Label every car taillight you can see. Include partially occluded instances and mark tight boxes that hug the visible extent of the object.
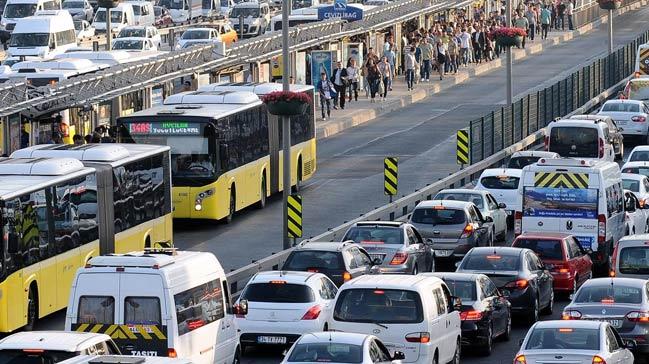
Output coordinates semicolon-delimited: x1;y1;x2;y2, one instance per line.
505;279;529;289
562;310;582;320
626;311;649;322
632;115;647;122
168;348;177;358
544;135;549;151
598;214;606;244
460;310;483;321
390;252;408;265
460;223;474;239
343;271;352;282
598;138;604;158
514;354;527;364
405;332;430;343
514;211;522;235
592;355;606;364
551;263;570;274
301;305;322;320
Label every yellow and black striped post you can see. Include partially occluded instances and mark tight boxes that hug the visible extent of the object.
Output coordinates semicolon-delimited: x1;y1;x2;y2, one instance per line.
384;157;398;200
287;194;302;239
457;129;470;165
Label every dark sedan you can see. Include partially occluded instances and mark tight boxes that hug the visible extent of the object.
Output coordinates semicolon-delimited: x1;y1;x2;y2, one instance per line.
426;272;511;356
457;247;554;323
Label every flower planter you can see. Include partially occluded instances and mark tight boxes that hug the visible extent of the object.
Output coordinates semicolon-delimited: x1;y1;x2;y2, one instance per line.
496;35;523;48
267;100;309;116
598;0;621;9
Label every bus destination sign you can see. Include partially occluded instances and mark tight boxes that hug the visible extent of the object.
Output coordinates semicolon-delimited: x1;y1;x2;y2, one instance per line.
129;122;201;135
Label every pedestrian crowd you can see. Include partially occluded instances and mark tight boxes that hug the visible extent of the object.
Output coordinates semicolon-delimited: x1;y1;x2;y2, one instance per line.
316;0;577;120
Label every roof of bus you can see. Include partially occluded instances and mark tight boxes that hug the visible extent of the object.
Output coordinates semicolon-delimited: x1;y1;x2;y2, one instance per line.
163;90;261;105
12;59;102;72
10;144;170;166
123;98;262;120
198;82;314;94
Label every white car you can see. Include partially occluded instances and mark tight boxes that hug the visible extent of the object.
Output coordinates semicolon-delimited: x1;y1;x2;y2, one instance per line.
63;0;94;21
74;20;95;39
624;190;649;235
622;173;649;206
176;28;221;49
111;37;157;51
281;332;405;363
625;145;649;163
514;320;634;364
116;25;161;49
506;150;559;169
433;188;508;242
621;160;649;178
235;271;337;352
0;331;120;361
474;168;522;223
597;99;649;142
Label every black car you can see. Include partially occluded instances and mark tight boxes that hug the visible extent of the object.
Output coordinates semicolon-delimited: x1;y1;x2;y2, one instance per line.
428;272;511;355
281;241;376;286
456;247;554;323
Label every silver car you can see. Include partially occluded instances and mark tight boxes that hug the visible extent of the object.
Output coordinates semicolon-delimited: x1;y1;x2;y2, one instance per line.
514;320;634;364
341;221;434;274
563;277;649;354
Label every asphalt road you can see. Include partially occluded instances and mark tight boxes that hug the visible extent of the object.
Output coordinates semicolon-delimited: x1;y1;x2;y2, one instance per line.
174;6;649;273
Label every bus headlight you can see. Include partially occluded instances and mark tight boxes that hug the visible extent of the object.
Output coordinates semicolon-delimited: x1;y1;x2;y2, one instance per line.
195;201;203;211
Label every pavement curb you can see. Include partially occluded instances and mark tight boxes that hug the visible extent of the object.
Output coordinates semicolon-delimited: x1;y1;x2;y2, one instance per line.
316;0;648;139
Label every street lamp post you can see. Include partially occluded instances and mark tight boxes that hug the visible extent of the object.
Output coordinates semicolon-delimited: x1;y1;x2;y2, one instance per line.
506;0;513;106
281;0;291;250
608;9;613;54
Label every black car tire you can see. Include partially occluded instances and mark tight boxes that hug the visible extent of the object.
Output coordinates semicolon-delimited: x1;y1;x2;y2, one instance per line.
527;297;539;324
541;291;554;315
479;324;493;356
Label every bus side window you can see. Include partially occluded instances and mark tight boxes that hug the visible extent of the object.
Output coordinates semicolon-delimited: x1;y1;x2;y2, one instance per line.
3;198;24;274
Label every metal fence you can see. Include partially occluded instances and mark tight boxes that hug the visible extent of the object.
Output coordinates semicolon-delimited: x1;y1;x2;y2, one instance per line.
469;29;649;163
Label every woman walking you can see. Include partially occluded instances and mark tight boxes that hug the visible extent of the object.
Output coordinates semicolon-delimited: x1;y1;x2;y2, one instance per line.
366;59;381;103
346;58;360;102
435;39;446;81
377;56;392;100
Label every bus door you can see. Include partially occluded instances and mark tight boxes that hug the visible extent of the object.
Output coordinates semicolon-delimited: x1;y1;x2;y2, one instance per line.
267;113;280;194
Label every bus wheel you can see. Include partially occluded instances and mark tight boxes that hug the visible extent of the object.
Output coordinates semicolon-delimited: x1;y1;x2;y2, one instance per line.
226;189;236;224
292;160;303;193
25;286;38;331
257;175;267;209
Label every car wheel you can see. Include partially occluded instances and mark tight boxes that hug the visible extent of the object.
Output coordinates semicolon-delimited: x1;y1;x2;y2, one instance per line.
480;324;493;356
502;311;512;341
528;297;539;324
542;291;554;315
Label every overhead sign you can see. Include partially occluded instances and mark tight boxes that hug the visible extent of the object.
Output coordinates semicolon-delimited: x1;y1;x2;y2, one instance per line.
128;122;201;135
317;4;363;21
334;0;347;10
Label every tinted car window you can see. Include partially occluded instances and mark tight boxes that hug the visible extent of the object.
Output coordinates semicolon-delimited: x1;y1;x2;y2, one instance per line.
435;192;484;209
549;127;599;158
283;251;345;270
241;283;314;303
618;247;649;274
287;343;362;363
507;156;540;169
479;176;520;190
630;151;649;162
411;208;466;225
344;226;404;245
525;328;600;350
443;279;477;302
575;284;642;304
622;179;640;192
462;254;520;271
334;289;423;324
514;239;564;260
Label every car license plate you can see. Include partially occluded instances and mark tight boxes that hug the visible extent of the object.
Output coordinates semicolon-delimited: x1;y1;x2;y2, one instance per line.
257;336;287;344
436;250;453;257
607;319;622;328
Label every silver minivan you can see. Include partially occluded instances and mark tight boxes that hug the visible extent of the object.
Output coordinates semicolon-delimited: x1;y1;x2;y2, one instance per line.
612;234;649;279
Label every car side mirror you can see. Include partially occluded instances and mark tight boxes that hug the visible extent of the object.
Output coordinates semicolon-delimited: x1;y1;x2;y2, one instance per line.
498;202;507;209
568;293;575;301
372;257;382;266
484;216;494;223
425;238;434;245
451;296;462;311
454;261;461;269
233;299;248;316
392;351;406;360
622;339;637;350
618;127;624;132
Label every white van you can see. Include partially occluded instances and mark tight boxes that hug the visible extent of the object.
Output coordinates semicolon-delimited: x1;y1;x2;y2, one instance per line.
93;3;135;34
65;249;239;364
0;331;120;361
545;118;615;162
124;0;154;25
156;0;200;22
1;0;61;32
330;274;462;364
228;1;270;37
515;158;624;273
7;10;76;58
59;355;193;363
611;234;649;279
635;43;649;76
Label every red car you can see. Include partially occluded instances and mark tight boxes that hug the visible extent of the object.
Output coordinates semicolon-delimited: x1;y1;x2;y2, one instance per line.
512;233;593;293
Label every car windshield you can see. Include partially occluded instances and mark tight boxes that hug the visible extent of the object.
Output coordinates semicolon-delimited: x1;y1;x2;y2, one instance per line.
525;328;600;350
157;0;183;9
0;350;78;364
575;284;642;304
182;30;210;39
63;1;84;8
411;207;466;225
549;126;599;158
73;20;84;30
241;283;314;303
622;179;640;192
112;40;143;50
95;9;124;22
514;239;563;260
618;247;649;274
462;254;520;271
230;7;259;17
3;3;36;18
343;226;404;245
443;279;477;302
622;167;649;177
334;289;423;324
507;156;541;169
601;102;640;112
479;176;520;190
629;150;649;161
287;342;363;363
435;192;484;209
118;28;146;37
628;80;649;101
283;251;344;271
9;33;49;47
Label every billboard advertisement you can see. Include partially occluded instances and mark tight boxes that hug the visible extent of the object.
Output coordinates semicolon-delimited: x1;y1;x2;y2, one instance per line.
523;187;598;219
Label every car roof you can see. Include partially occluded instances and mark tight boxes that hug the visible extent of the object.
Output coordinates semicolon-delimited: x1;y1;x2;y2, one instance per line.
582;277;647;288
516;232;572;240
0;332;111;351
619;234;649;243
470;247;527;256
436;188;486;196
551;119;605;128
353;221;404;228
294;241;354;251
415;199;473;209
533;320;603;329
479;168;523;178
510;151;560;158
604;99;644;104
296;332;369;345
250;270;324;284
630;146;649;153
622;173;647;181
342;274;442;290
423;272;485;282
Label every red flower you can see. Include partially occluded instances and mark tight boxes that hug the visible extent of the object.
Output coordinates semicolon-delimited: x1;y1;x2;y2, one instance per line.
261;91;312;104
491;27;527;38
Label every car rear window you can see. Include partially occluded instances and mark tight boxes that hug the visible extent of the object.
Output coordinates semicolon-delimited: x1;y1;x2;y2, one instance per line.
334;289;423;324
507;156;540;169
343;226;404;245
575;285;642;304
549;126;599;158
283;251;345;270
479;176;520;190
629;151;649;162
619;246;649;275
0;350;77;364
462;254;520;271
525;328;600;350
124;297;161;325
435;192;484;209
77;296;115;324
443;279;477;302
601;102;640;112
411;207;466;225
287;343;362;363
621;167;649;177
241;283;314;303
513;239;564;260
622;179;640;192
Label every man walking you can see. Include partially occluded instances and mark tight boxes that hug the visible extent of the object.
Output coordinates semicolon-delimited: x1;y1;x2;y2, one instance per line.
540;5;551;39
418;37;433;81
459;28;471;66
514;11;529;48
525;5;537;41
331;61;348;110
565;0;574;30
405;46;417;90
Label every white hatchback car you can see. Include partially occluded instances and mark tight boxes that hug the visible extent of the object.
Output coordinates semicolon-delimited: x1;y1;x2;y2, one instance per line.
235;271;337;353
0;331;120;362
281;332;405;364
514;320;634;364
597;99;649;143
474;168;522;222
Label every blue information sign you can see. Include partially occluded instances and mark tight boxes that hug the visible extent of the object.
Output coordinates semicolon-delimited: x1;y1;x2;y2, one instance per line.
317;4;363;21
